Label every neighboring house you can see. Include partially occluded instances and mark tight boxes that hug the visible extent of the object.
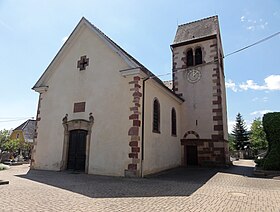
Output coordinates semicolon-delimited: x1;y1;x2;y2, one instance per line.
10;119;36;143
31;16;229;177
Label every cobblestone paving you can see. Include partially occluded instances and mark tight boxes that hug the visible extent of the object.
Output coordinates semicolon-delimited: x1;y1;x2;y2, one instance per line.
0;160;280;211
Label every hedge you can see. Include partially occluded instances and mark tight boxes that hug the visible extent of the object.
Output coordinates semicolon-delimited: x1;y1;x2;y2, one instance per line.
262;112;280;170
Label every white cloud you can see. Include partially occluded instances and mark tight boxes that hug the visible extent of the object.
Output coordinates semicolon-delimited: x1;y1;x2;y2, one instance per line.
264;75;280;90
246;26;255;31
241;16;268;31
239;75;280;91
239;80;266;90
225;79;238;92
250;110;273;116
61;36;68;44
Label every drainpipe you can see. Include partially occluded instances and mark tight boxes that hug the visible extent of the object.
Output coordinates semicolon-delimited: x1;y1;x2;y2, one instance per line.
140;77;149;178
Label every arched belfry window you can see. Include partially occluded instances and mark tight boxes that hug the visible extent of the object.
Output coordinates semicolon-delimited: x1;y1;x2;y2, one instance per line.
171;108;177;136
186;49;194;67
153;98;160;133
195;47;202;65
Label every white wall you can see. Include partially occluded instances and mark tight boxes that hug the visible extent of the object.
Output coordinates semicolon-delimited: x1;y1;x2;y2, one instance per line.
174;39;218;139
143;80;182;175
34;24;133;176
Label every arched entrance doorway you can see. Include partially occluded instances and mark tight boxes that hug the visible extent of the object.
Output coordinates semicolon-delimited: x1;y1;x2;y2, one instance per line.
67;130;87;171
61;113;94;173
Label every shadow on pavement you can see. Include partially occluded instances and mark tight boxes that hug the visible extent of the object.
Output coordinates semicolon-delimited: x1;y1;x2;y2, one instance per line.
15;161;255;198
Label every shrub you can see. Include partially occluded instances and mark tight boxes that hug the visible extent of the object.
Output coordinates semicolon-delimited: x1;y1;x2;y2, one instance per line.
262;112;280;170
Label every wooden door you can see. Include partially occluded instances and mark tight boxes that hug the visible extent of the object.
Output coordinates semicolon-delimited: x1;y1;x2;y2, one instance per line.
185;145;198;166
67;130;87;171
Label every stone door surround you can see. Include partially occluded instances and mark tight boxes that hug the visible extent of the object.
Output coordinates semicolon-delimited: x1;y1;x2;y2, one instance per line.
61;113;94;173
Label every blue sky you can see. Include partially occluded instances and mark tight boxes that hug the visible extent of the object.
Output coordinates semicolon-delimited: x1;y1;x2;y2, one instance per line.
0;0;279;132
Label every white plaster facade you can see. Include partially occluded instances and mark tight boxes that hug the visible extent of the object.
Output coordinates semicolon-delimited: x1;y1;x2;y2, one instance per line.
32;16;229;177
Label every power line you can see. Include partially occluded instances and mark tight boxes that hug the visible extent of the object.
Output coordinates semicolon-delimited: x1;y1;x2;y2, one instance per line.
0;117;34;123
224;31;280;58
0;117;34;119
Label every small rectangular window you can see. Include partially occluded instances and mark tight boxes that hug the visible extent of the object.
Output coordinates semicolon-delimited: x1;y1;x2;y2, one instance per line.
73;102;86;113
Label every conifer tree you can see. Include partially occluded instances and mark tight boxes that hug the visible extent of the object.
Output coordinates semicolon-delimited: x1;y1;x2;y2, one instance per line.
232;113;250;150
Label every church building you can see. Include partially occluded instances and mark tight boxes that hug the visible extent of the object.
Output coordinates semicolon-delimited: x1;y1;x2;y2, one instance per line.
31;16;229;177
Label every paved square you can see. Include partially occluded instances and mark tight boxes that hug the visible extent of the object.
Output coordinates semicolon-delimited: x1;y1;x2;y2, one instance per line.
0;160;280;211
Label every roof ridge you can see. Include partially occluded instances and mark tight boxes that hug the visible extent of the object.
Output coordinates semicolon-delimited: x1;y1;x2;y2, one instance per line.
14;120;28;131
178;15;218;27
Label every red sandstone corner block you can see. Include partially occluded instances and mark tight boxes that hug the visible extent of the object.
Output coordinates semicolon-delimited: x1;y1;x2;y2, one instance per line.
214;125;223;131
132;147;140;153
134;84;141;88
129;153;138;158
134;76;141;81
133;91;142;97
133;120;141;127
129;114;139;120
128;126;139;136
129;141;138;147
128;164;137;170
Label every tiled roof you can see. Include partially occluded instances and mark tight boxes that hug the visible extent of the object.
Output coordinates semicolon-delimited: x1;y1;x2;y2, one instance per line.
14;119;36;140
173;16;218;45
14;121;28;131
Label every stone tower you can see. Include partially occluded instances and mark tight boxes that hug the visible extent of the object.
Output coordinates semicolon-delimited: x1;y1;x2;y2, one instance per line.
171;16;229;166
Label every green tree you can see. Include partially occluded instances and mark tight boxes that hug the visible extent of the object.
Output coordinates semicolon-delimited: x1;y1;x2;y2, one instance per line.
2;138;21;155
228;133;235;151
250;118;268;153
232;113;250;150
0;129;10;151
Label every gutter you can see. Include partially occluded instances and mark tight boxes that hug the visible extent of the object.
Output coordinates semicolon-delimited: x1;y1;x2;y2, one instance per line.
140;77;149;178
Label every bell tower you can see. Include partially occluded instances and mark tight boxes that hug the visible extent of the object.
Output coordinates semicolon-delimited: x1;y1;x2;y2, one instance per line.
171;16;229;166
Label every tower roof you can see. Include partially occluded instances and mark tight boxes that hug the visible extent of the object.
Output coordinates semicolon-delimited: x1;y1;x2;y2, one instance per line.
172;16;219;46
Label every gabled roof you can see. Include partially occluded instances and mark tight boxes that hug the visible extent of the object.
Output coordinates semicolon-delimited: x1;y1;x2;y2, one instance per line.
14;119;36;140
172;16;219;46
14;120;28;131
33;17;184;102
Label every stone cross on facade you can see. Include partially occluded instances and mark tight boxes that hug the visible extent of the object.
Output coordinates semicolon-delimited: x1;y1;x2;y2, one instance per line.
77;55;89;71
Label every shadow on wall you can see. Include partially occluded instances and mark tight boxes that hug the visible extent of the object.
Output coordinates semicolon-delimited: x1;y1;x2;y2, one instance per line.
15;162;255;199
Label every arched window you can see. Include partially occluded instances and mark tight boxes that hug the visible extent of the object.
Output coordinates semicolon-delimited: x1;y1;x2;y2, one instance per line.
153;98;160;133
186;49;194;67
171;108;177;136
195;47;202;65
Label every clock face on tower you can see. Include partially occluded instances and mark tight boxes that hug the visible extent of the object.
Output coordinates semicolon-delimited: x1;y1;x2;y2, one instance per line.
186;69;201;83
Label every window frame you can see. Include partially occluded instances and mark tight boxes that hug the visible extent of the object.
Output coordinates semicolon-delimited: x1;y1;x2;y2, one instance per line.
186;49;194;67
195;47;202;65
171;108;177;136
152;98;160;133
